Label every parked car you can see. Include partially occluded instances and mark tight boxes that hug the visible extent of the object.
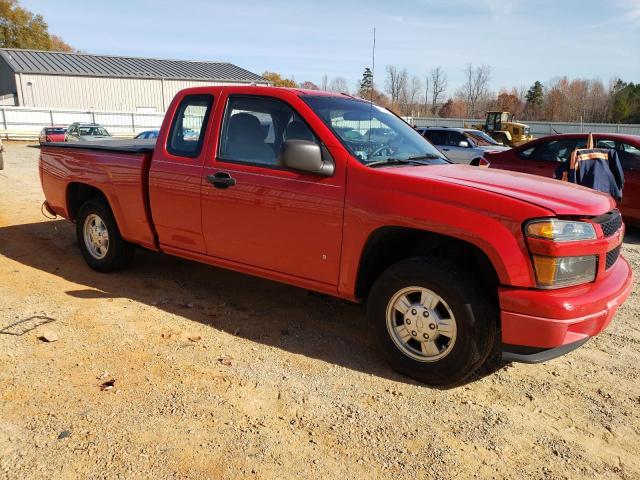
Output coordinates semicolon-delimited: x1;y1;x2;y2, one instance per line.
39;126;67;145
134;130;160;140
484;133;640;225
39;86;632;385
417;127;510;164
65;123;111;142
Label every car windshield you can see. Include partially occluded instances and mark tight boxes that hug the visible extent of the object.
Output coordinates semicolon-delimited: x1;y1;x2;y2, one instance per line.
46;128;66;134
302;95;448;165
79;126;109;136
465;130;500;146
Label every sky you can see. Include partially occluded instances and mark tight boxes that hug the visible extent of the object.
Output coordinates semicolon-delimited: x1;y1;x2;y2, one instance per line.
20;0;640;96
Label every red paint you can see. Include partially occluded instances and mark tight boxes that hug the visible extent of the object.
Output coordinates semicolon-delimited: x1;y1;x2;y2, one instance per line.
39;86;633;356
484;133;640;225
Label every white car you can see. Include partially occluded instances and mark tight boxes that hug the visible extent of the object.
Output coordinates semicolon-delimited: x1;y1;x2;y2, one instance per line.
417;127;510;164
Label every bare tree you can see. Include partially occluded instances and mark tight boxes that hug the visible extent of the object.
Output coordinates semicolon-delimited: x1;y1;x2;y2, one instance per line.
385;66;408;110
430;67;448;115
328;76;349;94
406;76;422;115
321;73;329;91
423;75;430;116
458;64;492;117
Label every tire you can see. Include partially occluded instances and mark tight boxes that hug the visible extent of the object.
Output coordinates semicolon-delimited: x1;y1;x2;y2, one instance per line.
495;132;510;147
76;198;135;272
367;257;497;386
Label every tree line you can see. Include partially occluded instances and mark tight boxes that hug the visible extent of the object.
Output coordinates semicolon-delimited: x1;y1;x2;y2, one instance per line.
3;0;638;125
0;0;73;51
266;65;640;125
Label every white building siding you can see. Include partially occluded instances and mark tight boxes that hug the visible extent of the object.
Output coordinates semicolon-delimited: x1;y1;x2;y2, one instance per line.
14;73;260;111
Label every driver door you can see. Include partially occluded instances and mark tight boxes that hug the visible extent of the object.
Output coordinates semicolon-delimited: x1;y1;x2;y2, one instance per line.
201;94;346;286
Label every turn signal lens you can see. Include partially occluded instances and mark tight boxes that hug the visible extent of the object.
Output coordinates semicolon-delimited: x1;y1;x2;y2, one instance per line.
525;219;596;242
532;255;597;288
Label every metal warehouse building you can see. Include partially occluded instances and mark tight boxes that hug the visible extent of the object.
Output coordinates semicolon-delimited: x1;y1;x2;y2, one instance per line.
0;48;268;112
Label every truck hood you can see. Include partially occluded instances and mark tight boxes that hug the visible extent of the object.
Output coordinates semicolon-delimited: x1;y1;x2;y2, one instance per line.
393;164;614;216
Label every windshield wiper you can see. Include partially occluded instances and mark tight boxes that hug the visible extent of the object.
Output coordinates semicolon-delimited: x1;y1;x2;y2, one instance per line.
366;158;426;168
406;154;443;161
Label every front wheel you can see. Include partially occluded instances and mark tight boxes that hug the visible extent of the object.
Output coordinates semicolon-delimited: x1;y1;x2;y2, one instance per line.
76;198;135;272
367;257;497;386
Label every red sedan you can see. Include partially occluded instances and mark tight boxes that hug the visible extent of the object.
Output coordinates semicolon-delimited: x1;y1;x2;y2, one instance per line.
39;126;67;145
484;133;640;226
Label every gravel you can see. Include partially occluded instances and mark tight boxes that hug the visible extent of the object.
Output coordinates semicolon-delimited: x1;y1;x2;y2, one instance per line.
1;142;639;479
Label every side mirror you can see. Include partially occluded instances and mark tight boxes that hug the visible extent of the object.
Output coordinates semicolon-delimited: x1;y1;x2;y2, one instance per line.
279;140;334;177
458;141;470;148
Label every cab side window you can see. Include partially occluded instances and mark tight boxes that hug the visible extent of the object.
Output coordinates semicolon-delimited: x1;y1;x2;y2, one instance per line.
167;94;213;158
219;96;317;167
423;130;446;146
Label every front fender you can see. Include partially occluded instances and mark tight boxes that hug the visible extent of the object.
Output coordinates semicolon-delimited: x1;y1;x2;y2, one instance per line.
338;164;553;298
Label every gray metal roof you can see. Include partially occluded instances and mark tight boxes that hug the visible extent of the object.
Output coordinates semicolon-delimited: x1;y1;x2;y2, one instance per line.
0;48;267;84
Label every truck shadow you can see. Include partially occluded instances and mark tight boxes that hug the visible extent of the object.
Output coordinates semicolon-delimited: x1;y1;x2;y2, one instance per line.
0;219;507;388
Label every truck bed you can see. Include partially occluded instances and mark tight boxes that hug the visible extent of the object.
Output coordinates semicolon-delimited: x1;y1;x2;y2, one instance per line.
40;140;157;250
41;139;156;154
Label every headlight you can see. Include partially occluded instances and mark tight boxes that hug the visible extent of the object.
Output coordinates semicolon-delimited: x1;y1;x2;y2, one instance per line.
525;219;598;288
525;219;596;242
531;255;597;288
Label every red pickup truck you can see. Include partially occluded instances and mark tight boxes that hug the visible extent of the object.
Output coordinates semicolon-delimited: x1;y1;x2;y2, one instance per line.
39;86;633;385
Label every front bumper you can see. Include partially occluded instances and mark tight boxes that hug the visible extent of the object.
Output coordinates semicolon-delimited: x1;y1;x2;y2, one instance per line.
499;256;633;362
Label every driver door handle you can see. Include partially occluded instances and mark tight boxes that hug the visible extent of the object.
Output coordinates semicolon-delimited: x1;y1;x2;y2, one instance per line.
207;171;236;189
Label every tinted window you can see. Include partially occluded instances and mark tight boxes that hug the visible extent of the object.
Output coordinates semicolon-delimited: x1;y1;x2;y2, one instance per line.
597;138;640;171
423;130;447;146
219;96;316;167
530;139;579;162
46;128;66;134
446;131;466;146
167;94;213;158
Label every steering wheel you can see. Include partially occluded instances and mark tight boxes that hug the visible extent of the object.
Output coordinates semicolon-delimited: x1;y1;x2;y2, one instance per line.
370;145;394;158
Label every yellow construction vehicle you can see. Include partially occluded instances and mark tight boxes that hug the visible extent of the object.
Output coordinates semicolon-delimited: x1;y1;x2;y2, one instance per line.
472;111;533;147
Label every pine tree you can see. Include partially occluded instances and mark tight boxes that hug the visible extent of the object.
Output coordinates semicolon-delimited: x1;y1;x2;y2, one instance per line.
358;67;373;97
525;81;544;106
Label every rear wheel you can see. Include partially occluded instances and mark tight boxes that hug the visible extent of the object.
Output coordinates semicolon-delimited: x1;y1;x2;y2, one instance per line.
367;257;497;386
76;198;134;272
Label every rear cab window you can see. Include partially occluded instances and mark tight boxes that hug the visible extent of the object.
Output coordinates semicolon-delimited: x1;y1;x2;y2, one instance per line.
167;94;214;158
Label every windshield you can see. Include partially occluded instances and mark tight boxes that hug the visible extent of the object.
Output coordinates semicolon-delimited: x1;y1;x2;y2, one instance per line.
79;126;109;136
45;128;66;134
302;96;448;165
465;130;500;146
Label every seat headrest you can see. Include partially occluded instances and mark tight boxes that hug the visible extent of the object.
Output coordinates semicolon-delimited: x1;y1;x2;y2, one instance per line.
228;113;265;143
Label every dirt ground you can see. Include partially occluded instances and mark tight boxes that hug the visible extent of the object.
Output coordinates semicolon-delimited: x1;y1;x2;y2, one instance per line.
0;142;639;480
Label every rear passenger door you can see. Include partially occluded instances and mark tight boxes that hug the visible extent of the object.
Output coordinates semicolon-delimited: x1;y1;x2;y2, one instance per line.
201;94;345;286
149;93;215;253
441;131;472;163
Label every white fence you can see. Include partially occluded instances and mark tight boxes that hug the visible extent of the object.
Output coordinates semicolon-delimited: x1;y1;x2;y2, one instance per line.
1;106;639;141
0;106;165;140
407;116;640;137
